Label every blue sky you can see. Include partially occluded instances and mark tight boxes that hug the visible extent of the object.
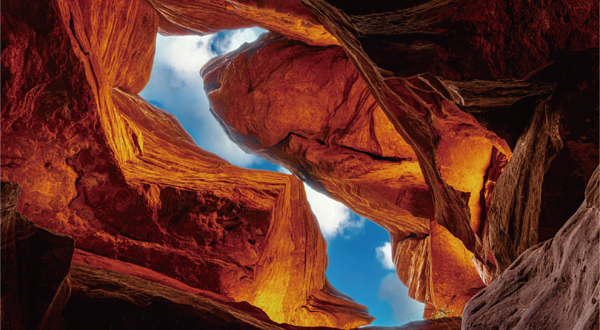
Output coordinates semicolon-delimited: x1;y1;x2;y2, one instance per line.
139;28;424;326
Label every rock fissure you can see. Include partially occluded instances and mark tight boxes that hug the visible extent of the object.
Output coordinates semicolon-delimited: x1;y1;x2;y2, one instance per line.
2;0;598;329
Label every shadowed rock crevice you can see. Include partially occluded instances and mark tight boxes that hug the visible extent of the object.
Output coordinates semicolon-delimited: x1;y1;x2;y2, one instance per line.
2;0;598;328
463;165;600;330
201;31;518;318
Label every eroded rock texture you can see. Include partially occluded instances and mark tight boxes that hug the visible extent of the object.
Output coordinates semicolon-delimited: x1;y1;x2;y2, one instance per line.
202;0;599;320
297;0;598;272
2;0;599;327
1;0;371;328
463;166;600;330
201;32;509;317
146;0;338;46
2;179;465;330
1;181;74;330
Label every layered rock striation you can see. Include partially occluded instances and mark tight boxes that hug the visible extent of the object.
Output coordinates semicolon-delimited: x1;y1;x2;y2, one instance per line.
201;32;511;316
1;0;372;328
463;166;600;330
2;0;599;328
202;0;598;319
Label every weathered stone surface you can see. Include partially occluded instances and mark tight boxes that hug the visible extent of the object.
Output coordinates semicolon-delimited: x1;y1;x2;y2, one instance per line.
3;0;599;327
202;32;511;316
147;0;338;46
463;165;600;330
299;0;598;275
487;52;599;275
298;1;492;271
63;263;284;330
1;0;371;328
66;261;460;330
300;0;598;80
1;181;74;330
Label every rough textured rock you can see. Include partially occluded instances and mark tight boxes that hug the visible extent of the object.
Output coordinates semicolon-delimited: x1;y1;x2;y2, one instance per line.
1;178;462;330
487;52;599;275
202;32;508;316
2;0;599;327
64;261;461;330
463;165;600;330
298;0;598;271
299;0;598;80
1;181;74;330
295;2;491;271
147;0;338;46
64;263;339;330
202;0;598;318
1;0;371;328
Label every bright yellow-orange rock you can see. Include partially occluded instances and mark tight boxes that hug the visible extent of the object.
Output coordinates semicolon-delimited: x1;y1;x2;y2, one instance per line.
201;33;511;317
146;0;339;46
3;0;599;328
0;0;370;328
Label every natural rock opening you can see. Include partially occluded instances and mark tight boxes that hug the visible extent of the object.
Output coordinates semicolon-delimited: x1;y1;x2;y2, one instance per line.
140;30;427;325
2;0;598;329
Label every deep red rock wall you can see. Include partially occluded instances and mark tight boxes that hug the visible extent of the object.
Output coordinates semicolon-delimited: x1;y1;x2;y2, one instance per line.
201;32;514;316
1;0;372;328
2;0;598;328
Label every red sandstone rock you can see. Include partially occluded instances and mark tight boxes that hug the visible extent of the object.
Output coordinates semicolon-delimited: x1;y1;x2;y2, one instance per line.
2;0;599;327
147;0;338;46
462;165;600;330
300;0;598;275
201;33;513;317
295;3;490;271
0;0;370;328
64;263;314;330
299;0;598;80
1;181;74;330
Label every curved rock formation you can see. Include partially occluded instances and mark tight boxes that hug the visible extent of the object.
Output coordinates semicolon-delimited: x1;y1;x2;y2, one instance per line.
2;0;599;328
463;165;600;330
1;0;371;328
1;180;462;330
201;32;510;316
201;0;598;318
147;0;338;46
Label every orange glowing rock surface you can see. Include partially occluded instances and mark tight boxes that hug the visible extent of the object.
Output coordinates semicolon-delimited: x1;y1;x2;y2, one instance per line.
146;0;339;46
201;33;510;316
3;0;598;328
0;0;370;328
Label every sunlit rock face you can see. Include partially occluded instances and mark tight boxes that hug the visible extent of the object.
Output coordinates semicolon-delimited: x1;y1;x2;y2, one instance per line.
2;0;599;328
202;0;598;321
146;0;338;46
0;181;363;330
201;32;512;317
299;0;598;273
0;0;371;328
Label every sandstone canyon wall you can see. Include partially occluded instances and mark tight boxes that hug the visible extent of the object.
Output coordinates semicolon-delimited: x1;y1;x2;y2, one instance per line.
1;0;598;329
1;0;372;328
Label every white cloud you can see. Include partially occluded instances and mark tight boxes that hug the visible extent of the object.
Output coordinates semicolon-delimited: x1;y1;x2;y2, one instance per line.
376;241;395;270
303;184;364;239
277;166;291;174
277;166;365;239
377;273;425;323
215;28;265;54
204;132;261;167
141;30;267;168
154;35;217;78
